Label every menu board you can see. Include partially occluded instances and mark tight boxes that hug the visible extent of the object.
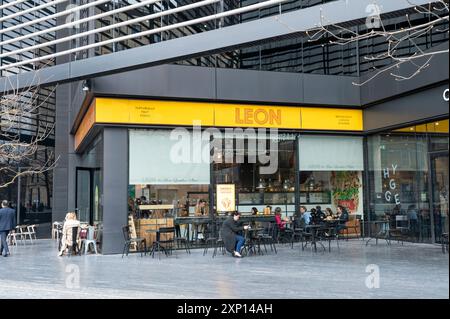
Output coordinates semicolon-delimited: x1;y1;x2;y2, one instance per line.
216;184;236;212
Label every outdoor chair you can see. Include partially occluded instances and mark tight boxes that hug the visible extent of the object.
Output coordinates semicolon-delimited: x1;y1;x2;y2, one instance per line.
8;227;24;246
257;222;277;254
27;225;38;240
345;215;362;240
389;215;410;245
17;225;34;244
442;233;449;254
122;225;146;258
80;226;98;254
150;227;176;259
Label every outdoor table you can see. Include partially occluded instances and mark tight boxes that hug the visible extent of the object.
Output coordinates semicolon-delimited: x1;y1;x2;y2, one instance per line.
243;227;264;256
365;220;391;246
303;224;326;252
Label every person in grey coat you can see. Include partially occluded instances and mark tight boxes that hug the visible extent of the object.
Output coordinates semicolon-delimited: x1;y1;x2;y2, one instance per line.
221;211;249;258
0;200;17;257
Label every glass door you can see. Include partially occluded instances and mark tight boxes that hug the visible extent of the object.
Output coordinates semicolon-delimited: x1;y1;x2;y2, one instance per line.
76;168;91;223
430;152;449;243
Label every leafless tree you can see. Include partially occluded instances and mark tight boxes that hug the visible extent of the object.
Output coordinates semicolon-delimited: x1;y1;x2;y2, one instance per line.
277;0;449;85
0;71;58;192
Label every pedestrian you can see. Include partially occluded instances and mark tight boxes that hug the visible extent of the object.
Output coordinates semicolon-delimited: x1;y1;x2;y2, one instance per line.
221;211;249;258
0;200;17;257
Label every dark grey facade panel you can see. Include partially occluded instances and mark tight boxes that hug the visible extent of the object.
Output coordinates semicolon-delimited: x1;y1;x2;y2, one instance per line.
216;68;304;104
363;84;449;132
361;43;449;106
303;73;360;107
101;128;128;254
92;65;216;100
53;83;70;222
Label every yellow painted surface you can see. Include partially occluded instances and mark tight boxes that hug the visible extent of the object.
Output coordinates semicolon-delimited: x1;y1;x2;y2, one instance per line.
301;107;363;131
74;101;96;150
95;98;215;126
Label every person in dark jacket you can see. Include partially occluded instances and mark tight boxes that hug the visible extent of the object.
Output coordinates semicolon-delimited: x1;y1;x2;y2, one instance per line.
221;211;249;258
336;205;349;234
0;200;17;257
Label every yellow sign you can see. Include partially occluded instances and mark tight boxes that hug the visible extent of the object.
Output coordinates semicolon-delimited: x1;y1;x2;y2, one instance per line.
74;101;96;150
74;98;364;150
216;184;236;212
215;104;301;129
301;107;363;131
95;98;215;126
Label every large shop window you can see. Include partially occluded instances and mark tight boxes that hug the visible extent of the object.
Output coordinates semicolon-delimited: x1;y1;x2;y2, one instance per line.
298;135;364;216
128;129;210;249
129;129;210;185
367;119;449;243
212;134;296;215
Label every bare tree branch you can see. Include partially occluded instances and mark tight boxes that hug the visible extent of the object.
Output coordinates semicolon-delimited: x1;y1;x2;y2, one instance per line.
276;0;449;85
0;69;58;190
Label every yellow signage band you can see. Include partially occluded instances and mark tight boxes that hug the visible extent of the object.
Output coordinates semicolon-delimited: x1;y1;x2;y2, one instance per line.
74;98;364;150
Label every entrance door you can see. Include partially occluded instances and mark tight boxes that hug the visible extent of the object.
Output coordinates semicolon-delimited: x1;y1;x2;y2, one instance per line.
430;152;449;243
76;168;101;225
76;168;91;223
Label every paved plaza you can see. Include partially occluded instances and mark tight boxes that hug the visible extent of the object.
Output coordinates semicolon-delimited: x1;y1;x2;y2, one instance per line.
0;239;448;299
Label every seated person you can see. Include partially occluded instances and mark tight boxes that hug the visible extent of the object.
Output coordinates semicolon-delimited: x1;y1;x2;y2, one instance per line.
298;206;311;226
324;208;335;220
309;208;318;224
274;207;289;230
316;206;326;222
194;199;208;216
58;212;81;256
221;211;249;258
335;205;349;233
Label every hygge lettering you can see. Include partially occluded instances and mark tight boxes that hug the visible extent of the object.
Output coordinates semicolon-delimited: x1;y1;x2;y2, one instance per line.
170;124;279;175
383;164;400;205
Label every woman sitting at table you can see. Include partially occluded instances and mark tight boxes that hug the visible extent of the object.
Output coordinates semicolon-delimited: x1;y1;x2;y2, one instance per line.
324;208;335;220
194;199;208;216
274;207;289;230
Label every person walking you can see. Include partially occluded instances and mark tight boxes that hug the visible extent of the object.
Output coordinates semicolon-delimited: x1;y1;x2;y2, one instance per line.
0;200;17;257
221;211;249;258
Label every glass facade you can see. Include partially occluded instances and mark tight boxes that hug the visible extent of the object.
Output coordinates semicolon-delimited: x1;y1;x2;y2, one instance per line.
367;119;449;243
75;133;104;251
127;129;365;217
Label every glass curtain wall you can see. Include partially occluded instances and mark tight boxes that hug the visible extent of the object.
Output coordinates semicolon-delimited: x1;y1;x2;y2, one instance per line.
367;119;449;243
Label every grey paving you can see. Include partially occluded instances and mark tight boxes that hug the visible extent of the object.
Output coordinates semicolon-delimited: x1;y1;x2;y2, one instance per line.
0;239;448;299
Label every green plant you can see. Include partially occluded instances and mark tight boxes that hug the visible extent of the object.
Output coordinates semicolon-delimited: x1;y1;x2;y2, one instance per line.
333;187;359;200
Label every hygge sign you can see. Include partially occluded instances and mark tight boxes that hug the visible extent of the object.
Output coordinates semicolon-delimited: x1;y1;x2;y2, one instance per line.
383;164;400;205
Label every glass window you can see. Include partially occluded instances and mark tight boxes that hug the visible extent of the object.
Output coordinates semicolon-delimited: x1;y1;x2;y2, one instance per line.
298;135;364;218
213;133;296;216
128;129;210;250
367;119;449;243
129;129;210;185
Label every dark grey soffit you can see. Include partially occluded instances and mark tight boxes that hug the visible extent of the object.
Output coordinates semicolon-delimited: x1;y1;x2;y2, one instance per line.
0;0;434;93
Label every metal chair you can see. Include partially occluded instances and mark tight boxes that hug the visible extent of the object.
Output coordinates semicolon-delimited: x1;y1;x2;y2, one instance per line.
150;227;176;259
80;226;98;254
27;224;38;241
121;225;146;258
345;215;362;240
442;233;449;254
16;225;34;244
389;215;410;245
